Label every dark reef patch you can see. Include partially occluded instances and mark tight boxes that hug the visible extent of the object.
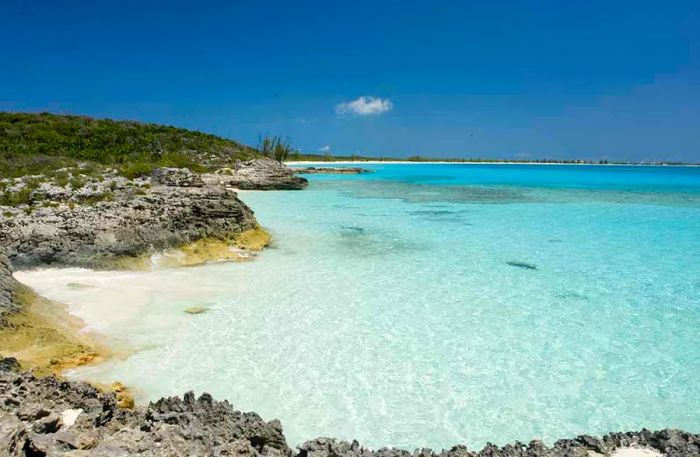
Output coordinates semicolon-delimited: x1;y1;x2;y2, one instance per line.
506;261;538;270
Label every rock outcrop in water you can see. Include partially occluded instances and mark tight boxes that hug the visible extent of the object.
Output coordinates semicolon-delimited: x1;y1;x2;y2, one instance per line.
207;158;309;190
1;362;698;457
292;166;370;175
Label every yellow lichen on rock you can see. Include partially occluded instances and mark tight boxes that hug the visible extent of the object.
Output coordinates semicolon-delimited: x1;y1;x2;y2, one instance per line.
99;254;152;271
0;286;107;376
234;226;271;251
153;227;271;268
111;381;135;409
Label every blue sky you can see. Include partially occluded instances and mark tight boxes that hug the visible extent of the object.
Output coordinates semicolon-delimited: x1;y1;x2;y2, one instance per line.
2;1;699;161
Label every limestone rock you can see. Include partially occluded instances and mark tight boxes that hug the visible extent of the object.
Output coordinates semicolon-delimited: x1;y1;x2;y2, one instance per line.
206;158;308;190
152;167;205;187
0;185;258;269
0;254;20;327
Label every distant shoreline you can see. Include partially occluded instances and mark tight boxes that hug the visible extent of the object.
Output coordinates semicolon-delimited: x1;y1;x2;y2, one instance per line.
286;160;700;167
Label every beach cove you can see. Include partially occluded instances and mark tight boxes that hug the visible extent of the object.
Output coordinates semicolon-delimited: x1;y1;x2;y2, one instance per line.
12;163;700;450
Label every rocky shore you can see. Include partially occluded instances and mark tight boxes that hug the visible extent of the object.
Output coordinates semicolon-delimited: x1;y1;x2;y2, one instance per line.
1;360;698;456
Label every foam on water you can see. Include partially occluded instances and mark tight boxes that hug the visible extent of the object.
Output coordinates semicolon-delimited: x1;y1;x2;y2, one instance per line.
16;164;700;449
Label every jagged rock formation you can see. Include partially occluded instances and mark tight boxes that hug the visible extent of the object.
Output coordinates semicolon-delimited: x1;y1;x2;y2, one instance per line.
0;364;698;457
207;158;308;190
0;364;291;456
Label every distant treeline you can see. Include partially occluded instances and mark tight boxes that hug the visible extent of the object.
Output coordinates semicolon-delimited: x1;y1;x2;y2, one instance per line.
290;152;697;166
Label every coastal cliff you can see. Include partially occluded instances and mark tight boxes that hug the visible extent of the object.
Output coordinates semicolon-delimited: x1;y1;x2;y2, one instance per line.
0;161;304;269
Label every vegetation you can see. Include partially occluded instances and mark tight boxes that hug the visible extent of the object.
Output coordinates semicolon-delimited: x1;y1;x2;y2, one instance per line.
258;135;295;163
0;111;259;177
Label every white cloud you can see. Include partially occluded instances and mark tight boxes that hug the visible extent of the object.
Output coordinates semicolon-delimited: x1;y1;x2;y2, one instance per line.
336;96;393;117
318;145;331;152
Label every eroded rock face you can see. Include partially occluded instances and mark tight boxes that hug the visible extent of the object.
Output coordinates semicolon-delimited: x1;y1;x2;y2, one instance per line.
207;158;308;190
0;365;698;457
0;255;20;327
0;185;258;269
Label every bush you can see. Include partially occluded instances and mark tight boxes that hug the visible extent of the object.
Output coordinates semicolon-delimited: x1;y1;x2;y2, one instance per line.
120;162;155;179
0;187;34;206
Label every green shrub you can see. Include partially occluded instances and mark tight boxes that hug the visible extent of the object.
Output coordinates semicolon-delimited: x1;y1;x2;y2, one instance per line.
120;162;155;179
0;186;34;206
69;175;86;190
80;191;114;205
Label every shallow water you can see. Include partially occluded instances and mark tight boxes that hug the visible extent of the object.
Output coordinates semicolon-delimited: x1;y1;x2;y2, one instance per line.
17;164;700;449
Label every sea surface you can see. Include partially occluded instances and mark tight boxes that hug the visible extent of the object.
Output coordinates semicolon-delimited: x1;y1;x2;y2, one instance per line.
17;164;700;449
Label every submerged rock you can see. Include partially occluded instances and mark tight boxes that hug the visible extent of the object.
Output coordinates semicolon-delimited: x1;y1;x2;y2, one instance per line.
66;282;97;290
506;261;538;270
341;225;365;233
184;306;208;315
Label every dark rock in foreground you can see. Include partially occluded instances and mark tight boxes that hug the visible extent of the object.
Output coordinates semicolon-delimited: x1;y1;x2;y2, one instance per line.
1;364;698;457
0;366;290;457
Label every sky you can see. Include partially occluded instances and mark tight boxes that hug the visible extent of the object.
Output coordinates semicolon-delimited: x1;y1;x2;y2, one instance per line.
2;0;700;162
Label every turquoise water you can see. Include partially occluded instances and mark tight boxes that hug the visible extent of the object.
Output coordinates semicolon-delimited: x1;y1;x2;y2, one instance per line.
19;164;700;449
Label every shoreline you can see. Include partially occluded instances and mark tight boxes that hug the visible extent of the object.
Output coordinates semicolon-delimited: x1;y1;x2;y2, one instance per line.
286;160;700;167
